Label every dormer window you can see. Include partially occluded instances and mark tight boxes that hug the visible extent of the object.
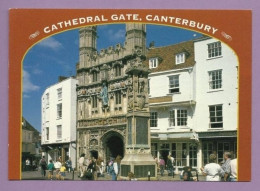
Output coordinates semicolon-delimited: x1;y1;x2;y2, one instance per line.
175;53;185;65
149;58;158;69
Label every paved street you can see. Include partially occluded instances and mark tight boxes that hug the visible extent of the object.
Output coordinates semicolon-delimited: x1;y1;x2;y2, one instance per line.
22;169;206;181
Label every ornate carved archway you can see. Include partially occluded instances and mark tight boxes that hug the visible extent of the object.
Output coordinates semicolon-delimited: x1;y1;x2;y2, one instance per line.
101;130;125;162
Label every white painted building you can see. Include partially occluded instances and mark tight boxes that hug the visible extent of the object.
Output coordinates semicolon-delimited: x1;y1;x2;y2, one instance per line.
194;37;238;171
146;36;238;173
41;77;78;168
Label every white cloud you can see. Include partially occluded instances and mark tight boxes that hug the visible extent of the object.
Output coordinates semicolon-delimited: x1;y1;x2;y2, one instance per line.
32;68;42;75
37;37;63;50
23;94;30;99
23;70;40;93
107;29;125;42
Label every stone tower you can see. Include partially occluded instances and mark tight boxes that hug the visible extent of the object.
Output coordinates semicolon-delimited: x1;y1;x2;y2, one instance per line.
79;26;97;68
125;23;146;55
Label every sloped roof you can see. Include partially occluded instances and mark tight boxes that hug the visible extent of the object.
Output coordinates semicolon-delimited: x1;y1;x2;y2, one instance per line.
144;40;195;73
22;117;39;133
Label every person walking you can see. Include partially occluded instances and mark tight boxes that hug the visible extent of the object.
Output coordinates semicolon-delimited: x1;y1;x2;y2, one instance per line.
159;157;165;176
201;154;224;181
60;163;66;180
221;152;232;181
54;159;62;180
25;158;30;171
65;157;72;173
39;156;47;177
47;160;55;180
229;158;237;181
166;155;174;176
78;153;86;178
108;157;119;181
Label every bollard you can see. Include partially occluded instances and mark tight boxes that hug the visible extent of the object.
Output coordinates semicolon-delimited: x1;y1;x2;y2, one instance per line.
72;168;74;180
148;171;150;181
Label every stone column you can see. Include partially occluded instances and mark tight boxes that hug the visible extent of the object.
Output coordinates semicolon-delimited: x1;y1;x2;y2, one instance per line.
120;54;157;180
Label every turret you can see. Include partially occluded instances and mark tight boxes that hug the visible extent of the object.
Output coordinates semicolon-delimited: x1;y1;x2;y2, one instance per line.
79;26;97;68
125;23;146;56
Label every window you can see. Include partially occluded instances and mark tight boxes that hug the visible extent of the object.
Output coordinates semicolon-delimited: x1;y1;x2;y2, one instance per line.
149;58;158;68
169;109;187;127
175;53;185;64
46;93;49;106
189;144;197;167
202;143;213;166
208;41;222;58
209;105;223;128
46;127;49;140
92;95;98;108
177;110;187;126
57;88;62;100
169;110;175;126
115;65;121;77
150;112;158;127
209;70;222;90
169;75;179;93
115;91;122;105
92;71;98;82
57;125;62;140
57;103;62;119
172;143;187;167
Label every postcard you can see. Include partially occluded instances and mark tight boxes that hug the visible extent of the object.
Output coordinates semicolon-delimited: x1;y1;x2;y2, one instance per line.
8;9;251;182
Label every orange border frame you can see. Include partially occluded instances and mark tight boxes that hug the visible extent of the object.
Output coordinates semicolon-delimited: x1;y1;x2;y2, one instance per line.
9;9;251;180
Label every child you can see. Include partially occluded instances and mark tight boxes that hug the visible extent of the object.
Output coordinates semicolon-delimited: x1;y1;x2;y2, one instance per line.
47;160;55;180
59;163;66;180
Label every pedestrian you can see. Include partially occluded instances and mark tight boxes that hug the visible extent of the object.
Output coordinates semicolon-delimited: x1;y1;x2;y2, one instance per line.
47;160;55;180
92;158;98;180
65;157;72;173
181;166;197;181
54;159;62;180
108;157;119;181
25;158;30;171
229;158;237;181
78;153;86;178
159;157;165;176
85;159;96;180
115;155;122;176
32;160;37;171
60;163;66;180
39;156;47;177
221;151;232;181
166;155;174;177
201;154;224;181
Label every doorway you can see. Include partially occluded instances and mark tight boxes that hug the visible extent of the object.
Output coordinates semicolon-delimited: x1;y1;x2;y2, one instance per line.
103;132;124;161
90;150;98;159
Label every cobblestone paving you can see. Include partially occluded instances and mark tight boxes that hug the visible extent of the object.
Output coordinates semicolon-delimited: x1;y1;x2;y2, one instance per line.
22;170;206;181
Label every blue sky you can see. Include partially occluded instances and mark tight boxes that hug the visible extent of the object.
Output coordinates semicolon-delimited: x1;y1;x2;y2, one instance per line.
22;24;202;132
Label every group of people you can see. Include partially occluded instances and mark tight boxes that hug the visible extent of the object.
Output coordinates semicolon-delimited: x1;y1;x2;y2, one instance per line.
155;155;175;177
201;152;237;181
78;153;122;181
39;156;73;180
24;158;38;171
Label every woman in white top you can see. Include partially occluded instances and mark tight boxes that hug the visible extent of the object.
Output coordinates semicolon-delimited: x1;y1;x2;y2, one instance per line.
201;154;224;181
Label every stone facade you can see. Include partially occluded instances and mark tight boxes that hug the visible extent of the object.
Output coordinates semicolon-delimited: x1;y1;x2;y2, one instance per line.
76;24;149;164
